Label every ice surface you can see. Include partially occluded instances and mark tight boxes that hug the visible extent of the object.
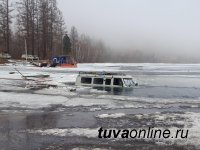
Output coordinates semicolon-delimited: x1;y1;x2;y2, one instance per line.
0;92;69;109
1;63;200;148
0;88;200;110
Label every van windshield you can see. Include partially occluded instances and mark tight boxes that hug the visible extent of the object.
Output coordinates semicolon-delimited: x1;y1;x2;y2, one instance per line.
123;78;134;87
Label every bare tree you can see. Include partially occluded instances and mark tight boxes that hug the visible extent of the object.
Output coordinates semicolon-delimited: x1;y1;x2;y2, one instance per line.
38;0;66;59
50;3;66;56
70;26;78;59
16;0;35;55
0;0;12;53
75;34;107;63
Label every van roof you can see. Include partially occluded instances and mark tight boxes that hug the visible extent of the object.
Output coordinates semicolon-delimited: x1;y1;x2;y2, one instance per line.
79;71;126;76
78;71;132;78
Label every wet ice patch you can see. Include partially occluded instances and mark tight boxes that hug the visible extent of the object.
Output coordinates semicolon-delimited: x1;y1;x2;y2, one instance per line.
64;97;115;108
98;94;200;109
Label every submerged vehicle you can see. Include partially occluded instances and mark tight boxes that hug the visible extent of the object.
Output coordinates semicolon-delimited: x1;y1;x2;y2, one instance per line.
75;72;138;88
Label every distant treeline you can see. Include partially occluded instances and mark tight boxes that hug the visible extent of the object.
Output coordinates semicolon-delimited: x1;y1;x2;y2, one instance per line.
0;0;107;62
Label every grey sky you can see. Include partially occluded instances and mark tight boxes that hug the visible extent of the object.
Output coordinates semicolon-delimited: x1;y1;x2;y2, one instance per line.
57;0;200;56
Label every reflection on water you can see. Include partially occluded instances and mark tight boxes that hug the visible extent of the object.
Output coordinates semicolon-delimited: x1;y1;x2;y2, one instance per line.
94;86;134;96
0;112;59;149
26;113;58;129
94;85;200;99
0;112;58;130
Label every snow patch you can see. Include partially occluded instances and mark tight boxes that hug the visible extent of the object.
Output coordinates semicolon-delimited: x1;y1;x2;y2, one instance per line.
28;128;98;138
97;113;126;119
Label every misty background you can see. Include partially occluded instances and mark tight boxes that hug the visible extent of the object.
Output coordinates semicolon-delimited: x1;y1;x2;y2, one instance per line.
0;0;200;63
58;0;200;63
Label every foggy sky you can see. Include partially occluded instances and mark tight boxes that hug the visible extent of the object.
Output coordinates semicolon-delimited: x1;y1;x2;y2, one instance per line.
57;0;200;57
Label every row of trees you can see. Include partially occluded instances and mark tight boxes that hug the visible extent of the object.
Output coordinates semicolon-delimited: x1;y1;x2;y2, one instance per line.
0;0;12;54
14;0;66;59
0;0;107;62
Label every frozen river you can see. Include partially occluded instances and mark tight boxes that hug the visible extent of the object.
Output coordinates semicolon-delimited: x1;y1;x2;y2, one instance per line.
0;63;200;150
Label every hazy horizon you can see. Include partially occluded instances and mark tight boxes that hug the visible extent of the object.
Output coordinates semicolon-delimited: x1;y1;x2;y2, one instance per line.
58;0;200;58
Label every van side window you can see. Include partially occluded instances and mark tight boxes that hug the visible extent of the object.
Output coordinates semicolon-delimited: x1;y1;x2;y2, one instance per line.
81;77;92;84
105;79;111;85
113;78;123;86
94;78;103;84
